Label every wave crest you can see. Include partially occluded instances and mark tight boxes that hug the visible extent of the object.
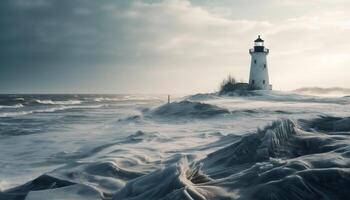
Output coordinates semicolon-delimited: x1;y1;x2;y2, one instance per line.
34;100;82;105
0;104;24;109
0;105;104;118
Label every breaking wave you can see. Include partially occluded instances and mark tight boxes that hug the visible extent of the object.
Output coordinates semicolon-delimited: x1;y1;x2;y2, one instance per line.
94;97;119;102
34;100;82;105
0;104;24;109
0;107;69;118
0;105;104;118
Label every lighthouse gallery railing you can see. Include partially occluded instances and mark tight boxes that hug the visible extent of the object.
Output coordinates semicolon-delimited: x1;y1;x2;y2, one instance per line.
249;48;269;53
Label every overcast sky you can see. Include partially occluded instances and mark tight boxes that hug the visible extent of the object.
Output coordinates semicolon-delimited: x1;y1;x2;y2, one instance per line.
0;0;349;94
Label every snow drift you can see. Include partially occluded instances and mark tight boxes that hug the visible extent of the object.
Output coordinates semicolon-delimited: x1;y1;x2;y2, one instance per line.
149;100;229;119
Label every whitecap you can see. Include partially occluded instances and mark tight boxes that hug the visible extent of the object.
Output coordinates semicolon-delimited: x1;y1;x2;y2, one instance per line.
0;104;24;109
0;111;32;117
94;97;119;102
35;100;82;105
0;105;104;117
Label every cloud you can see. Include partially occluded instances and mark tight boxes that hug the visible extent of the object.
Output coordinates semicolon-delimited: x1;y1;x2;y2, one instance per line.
0;0;349;93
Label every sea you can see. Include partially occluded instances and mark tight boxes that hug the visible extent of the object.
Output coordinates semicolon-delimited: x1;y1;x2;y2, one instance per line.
0;92;350;200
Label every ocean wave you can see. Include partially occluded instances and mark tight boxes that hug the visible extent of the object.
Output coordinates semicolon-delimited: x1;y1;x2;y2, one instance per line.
94;96;160;102
34;100;82;105
94;97;119;102
118;115;143;123
2;116;350;199
123;130;170;143
299;116;350;132
0;104;24;109
0;111;31;118
14;97;25;101
123;95;160;101
0;107;68;117
0;105;105;117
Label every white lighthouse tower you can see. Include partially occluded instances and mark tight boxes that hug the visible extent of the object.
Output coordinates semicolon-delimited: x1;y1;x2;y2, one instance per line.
249;35;272;90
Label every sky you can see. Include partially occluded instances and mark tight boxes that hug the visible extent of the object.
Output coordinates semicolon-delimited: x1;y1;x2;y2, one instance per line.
0;0;349;94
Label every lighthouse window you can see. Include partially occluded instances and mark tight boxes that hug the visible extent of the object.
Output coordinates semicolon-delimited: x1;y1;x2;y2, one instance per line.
254;60;256;64
263;80;265;84
264;64;266;68
252;80;255;84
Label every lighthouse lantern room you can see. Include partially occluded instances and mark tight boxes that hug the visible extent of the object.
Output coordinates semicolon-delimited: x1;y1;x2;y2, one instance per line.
249;35;272;90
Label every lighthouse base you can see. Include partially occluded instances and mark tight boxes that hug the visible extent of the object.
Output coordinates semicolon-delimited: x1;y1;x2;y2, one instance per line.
249;84;272;91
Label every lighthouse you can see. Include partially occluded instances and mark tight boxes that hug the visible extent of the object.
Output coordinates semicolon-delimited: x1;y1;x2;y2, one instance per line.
249;35;272;90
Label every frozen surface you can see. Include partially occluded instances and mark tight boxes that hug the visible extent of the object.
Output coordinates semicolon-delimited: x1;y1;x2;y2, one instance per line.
0;92;350;199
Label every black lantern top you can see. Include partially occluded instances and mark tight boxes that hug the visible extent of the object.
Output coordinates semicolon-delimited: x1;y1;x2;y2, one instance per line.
254;35;264;43
252;35;268;53
254;35;264;46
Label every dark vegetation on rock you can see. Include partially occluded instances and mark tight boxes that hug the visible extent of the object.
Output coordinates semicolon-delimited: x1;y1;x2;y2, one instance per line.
219;75;251;95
